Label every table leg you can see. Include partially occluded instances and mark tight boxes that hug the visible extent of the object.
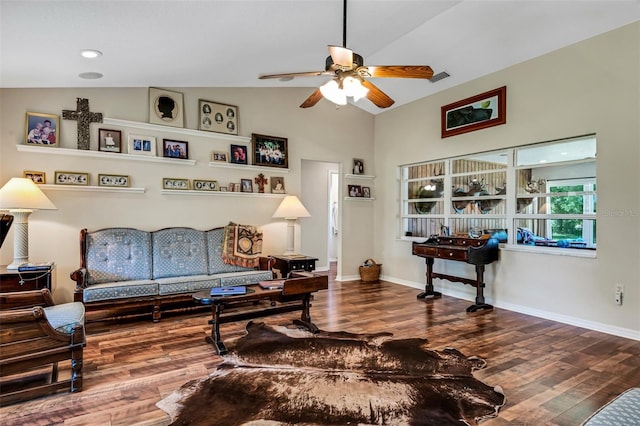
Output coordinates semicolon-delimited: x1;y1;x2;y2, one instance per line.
205;302;228;355
417;257;442;299
466;265;493;312
293;294;319;333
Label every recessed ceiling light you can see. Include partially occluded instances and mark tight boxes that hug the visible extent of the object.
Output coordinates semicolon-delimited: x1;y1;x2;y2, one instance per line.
81;49;102;59
79;72;103;79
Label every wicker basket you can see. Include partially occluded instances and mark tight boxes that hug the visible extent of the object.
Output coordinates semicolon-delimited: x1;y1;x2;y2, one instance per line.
359;259;381;282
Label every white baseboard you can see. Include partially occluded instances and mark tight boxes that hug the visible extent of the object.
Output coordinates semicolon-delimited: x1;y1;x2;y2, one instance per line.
335;274;360;282
380;274;640;342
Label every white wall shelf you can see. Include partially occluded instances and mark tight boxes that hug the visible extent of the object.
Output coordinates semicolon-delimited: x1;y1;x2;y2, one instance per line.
39;184;146;194
103;118;252;144
16;144;197;166
161;189;286;198
208;162;290;173
345;173;375;180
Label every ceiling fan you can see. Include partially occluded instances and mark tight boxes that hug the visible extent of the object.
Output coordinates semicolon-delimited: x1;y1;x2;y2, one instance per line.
258;0;434;109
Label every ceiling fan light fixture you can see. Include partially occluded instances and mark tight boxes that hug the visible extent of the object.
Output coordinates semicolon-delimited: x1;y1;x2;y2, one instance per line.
320;79;347;105
343;76;368;101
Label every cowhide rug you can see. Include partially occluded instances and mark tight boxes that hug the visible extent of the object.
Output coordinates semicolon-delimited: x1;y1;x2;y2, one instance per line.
157;322;505;425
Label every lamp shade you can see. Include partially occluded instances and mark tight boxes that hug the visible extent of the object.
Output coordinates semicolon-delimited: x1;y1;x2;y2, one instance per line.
0;178;57;211
272;195;310;219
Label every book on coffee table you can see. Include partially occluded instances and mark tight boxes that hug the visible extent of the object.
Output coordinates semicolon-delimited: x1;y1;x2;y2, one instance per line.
258;279;286;290
210;286;247;296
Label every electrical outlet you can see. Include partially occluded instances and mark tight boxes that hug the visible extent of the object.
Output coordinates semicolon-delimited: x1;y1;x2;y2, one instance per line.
615;284;624;305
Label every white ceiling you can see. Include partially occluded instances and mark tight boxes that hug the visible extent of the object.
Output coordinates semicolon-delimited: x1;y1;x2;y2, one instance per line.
1;0;638;114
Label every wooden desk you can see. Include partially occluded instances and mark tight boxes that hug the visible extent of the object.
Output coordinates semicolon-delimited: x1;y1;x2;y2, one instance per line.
271;255;318;278
193;274;328;355
0;264;56;293
412;237;498;312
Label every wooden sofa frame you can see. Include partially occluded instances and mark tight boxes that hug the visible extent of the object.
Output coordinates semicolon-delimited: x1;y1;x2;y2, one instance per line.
0;289;85;405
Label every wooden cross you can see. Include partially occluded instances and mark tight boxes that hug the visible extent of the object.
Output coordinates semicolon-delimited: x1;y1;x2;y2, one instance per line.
254;173;268;193
62;98;103;150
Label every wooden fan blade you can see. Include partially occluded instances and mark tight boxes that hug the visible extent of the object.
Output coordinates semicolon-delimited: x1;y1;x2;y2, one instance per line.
362;65;434;79
300;88;324;108
259;70;332;80
328;45;353;69
361;80;395;108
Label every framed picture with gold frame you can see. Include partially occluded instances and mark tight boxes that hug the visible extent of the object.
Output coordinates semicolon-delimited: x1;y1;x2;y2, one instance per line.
55;171;89;186
198;100;238;135
149;87;184;128
23;170;46;184
25;112;59;146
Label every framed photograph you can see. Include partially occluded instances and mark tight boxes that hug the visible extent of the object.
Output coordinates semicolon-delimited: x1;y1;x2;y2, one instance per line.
230;144;248;165
23;170;46;184
149;87;184;128
271;177;285;194
162;139;189;159
55;171;89;186
211;151;228;162
162;177;190;190
98;128;122;153
128;134;156;156
98;174;130;187
352;158;364;174
193;179;218;191
219;186;228;192
362;186;371;198
198;100;238;135
252;133;288;168
241;178;253;193
348;184;362;197
441;86;507;138
25;112;59;146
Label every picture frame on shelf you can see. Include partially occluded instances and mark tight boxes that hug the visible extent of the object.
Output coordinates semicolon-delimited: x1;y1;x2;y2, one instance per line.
193;179;218;191
252;133;288;168
362;186;371;198
352;158;364;174
25;112;59;147
23;170;46;184
241;178;253;193
441;86;507;138
230;144;248;165
128;134;156;156
348;184;362;197
55;171;89;186
219;186;228;192
198;99;238;135
98;174;130;187
162;138;189;159
271;176;285;194
98;128;122;153
211;151;228;162
228;183;236;192
149;87;184;128
162;177;190;190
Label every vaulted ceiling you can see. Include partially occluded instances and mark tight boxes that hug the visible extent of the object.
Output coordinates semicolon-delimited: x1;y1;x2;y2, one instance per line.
1;1;638;114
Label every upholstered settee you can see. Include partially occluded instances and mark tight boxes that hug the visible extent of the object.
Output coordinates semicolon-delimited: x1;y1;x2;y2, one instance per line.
71;225;274;322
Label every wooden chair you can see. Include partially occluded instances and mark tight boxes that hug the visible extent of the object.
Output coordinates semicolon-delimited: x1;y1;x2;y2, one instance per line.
0;289;86;405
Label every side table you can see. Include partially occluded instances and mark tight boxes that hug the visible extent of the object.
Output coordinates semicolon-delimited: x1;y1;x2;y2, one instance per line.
271;255;318;278
0;264;56;292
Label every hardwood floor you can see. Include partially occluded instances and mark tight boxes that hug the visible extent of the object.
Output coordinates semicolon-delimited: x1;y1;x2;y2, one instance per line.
2;266;639;425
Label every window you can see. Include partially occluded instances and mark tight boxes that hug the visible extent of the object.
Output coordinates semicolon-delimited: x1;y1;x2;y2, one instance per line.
400;134;596;252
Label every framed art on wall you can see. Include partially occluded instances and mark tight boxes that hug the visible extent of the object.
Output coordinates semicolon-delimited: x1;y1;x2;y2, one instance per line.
230;144;248;165
25;112;59;146
162;178;190;190
98;128;122;153
98;174;130;187
194;179;218;191
149;87;184;128
271;177;285;194
348;184;362;197
241;178;253;193
441;86;507;138
55;171;89;186
198;100;238;135
352;158;364;174
162;139;189;159
252;133;288;168
211;151;228;162
128;134;157;156
23;171;46;184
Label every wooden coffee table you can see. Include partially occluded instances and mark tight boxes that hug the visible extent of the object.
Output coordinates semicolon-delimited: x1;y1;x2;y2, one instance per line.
193;274;328;355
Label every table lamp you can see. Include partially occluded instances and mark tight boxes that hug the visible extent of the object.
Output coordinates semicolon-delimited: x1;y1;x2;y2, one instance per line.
0;178;57;269
272;195;310;255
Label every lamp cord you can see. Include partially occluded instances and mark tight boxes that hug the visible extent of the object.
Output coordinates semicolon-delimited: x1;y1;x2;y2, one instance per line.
16;270;51;286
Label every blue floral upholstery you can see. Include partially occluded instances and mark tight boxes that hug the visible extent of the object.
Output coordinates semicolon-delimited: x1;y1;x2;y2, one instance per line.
217;270;274;287
85;228;152;285
157;275;221;296
153;228;208;279
206;228;254;274
83;279;157;303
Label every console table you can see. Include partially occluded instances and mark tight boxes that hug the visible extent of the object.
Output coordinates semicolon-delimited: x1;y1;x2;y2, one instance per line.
412;237;499;312
271;254;318;278
0;264;56;293
193;274;328;355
